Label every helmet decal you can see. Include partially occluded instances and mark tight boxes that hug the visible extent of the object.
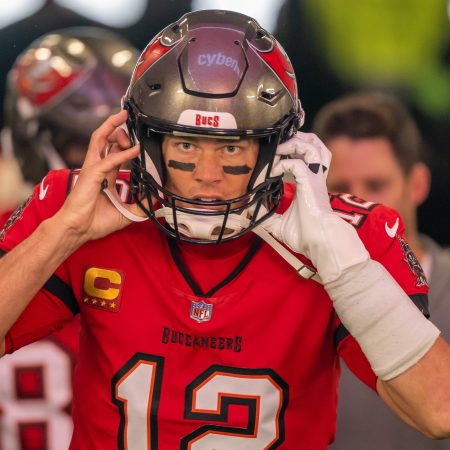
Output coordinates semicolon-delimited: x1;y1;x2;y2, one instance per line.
129;35;171;87
15;51;81;107
177;110;238;129
255;41;297;101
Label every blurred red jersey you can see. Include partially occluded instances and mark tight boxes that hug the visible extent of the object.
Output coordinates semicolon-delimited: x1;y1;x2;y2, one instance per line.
0;207;79;450
0;170;428;449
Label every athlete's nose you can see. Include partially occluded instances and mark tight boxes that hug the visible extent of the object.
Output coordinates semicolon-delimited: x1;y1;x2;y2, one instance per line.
194;149;223;183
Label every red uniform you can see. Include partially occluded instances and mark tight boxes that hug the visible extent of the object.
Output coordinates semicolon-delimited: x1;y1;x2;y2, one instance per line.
0;170;428;450
0;209;80;450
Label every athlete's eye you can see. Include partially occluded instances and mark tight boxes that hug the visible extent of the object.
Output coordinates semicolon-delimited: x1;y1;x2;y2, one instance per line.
366;179;390;193
224;145;239;155
177;142;194;152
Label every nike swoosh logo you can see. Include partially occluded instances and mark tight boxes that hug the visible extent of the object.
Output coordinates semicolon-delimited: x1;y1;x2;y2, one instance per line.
39;177;49;200
385;217;399;238
285;69;296;79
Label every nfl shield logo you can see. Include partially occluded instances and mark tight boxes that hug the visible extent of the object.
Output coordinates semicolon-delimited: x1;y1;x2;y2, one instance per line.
190;299;213;323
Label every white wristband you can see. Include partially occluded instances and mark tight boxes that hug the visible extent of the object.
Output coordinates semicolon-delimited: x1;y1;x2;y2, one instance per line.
325;259;440;380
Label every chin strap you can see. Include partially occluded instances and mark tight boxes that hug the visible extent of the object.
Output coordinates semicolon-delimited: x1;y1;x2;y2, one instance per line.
252;225;322;283
103;188;321;282
158;206;322;283
102;187;148;222
155;207;249;240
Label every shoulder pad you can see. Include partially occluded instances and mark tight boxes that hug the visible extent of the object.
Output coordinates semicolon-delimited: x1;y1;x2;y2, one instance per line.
330;192;404;259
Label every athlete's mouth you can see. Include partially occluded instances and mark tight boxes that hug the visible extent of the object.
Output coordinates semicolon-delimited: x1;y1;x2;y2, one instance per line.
193;195;225;201
190;195;228;210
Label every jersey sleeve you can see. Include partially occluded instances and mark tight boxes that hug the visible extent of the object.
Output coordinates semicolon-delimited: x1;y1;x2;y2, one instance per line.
329;193;429;391
0;169;80;353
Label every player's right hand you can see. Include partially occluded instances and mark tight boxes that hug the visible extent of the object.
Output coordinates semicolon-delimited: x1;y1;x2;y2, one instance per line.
54;110;142;245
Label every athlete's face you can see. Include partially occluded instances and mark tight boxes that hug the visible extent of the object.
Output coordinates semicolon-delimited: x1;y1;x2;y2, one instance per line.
325;136;428;230
162;135;259;209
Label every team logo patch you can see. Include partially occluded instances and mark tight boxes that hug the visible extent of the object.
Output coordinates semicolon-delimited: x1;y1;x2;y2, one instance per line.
0;196;32;241
82;266;125;312
190;299;213;323
397;236;428;287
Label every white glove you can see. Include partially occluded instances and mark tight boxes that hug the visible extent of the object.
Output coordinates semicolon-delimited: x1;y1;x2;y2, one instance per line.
262;132;369;283
260;133;440;380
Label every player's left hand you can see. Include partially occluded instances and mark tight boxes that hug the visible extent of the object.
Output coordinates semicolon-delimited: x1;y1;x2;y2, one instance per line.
262;132;369;283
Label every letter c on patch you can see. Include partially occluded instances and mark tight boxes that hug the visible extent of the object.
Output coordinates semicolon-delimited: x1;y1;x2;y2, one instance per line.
84;268;122;300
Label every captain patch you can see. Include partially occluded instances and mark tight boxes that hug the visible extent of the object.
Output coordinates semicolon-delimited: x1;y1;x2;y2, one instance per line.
82;266;125;312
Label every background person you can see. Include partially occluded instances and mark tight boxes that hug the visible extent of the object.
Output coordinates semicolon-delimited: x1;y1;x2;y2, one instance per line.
313;91;450;450
0;26;138;450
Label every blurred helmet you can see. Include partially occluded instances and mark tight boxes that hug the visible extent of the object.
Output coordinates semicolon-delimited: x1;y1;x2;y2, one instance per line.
2;26;139;184
124;9;304;243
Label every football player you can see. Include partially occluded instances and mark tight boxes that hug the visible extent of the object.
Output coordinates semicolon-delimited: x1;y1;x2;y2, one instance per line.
0;10;449;449
0;27;137;449
314;92;450;449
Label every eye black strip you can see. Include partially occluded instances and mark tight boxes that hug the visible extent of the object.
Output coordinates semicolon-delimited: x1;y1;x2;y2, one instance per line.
223;165;252;175
168;160;195;172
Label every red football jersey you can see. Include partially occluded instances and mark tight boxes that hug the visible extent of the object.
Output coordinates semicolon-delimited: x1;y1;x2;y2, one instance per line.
0;207;80;450
0;170;428;450
0;320;79;450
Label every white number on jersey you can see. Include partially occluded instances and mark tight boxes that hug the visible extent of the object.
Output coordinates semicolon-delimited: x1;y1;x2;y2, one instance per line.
0;340;74;450
112;353;288;449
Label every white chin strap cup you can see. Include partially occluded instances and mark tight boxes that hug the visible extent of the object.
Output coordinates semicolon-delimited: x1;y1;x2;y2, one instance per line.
103;188;321;282
156;207;250;240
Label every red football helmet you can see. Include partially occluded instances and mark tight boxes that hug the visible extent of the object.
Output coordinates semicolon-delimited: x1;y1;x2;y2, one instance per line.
124;10;304;243
2;27;139;184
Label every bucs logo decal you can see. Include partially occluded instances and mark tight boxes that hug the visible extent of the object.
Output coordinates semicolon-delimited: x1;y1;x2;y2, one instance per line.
15;48;81;106
130;35;170;86
256;41;297;100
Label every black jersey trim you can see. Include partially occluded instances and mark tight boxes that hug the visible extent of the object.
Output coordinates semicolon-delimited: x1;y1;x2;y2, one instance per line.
0;248;79;316
334;293;431;348
410;293;430;318
334;323;350;349
167;236;262;298
66;170;76;197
